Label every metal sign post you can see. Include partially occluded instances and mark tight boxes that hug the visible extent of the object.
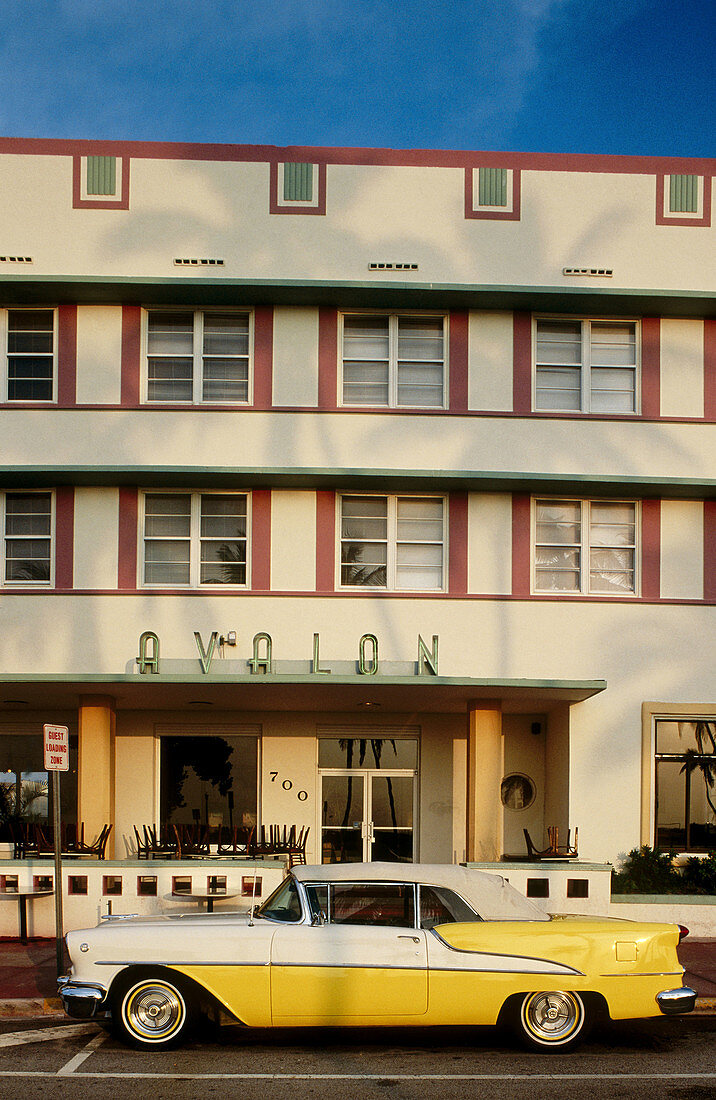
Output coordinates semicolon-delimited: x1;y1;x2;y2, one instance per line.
43;724;69;978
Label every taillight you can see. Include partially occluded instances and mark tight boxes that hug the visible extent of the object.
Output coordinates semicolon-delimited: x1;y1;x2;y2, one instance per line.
678;924;689;943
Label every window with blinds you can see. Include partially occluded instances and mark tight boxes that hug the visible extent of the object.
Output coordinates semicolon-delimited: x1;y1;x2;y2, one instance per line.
6;310;55;402
535;318;637;414
341;314;445;408
3;492;52;585
340;495;445;591
145;311;251;404
143;492;248;587
534;498;637;595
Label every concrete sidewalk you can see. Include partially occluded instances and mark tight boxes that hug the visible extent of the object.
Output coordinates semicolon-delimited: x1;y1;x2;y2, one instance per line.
0;936;714;1018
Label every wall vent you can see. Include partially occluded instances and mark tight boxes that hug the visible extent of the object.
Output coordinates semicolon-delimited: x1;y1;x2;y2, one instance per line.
563;267;613;277
174;257;225;267
369;262;419;271
0;255;33;263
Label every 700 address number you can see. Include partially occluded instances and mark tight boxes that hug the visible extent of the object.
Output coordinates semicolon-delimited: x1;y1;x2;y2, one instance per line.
270;772;308;801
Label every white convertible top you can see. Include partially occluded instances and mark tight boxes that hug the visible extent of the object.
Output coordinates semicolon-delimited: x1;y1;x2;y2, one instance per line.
291;862;550;922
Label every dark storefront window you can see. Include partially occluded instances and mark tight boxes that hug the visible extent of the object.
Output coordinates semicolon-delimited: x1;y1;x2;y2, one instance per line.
655;719;716;852
160;734;258;833
0;732;78;841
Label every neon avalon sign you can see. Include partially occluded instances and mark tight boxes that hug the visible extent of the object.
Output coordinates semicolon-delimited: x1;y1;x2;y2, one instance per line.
136;631;440;677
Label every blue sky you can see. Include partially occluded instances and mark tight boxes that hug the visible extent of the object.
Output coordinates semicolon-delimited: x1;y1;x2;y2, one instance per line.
0;0;713;155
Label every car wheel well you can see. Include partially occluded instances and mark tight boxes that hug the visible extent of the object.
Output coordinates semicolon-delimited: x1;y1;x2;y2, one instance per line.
109;966;234;1024
498;988;607;1028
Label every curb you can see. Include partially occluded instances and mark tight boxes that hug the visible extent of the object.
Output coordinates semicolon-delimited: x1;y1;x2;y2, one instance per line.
0;995;714;1020
0;997;64;1018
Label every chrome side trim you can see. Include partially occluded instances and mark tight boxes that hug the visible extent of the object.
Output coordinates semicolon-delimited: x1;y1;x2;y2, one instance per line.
429;928;584;975
95;959;270;967
600;970;683;978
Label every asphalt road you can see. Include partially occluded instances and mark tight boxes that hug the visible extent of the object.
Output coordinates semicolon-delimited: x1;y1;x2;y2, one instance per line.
1;1014;716;1099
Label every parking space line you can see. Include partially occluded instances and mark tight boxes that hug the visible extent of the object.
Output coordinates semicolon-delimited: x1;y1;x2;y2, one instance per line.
0;1024;97;1049
56;1030;108;1076
0;1071;712;1082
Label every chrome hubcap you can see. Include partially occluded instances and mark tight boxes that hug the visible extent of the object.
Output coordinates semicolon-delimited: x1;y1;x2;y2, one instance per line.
523;991;581;1042
124;982;184;1039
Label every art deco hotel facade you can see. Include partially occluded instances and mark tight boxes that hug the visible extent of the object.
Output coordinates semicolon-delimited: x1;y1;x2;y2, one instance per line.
0;139;713;916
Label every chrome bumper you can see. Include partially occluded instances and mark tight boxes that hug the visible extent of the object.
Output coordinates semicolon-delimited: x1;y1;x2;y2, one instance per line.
57;977;107;1019
656;986;697;1015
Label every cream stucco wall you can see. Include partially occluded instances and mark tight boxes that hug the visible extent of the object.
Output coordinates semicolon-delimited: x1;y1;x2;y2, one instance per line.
467;493;512;594
73;487;119;589
468;311;513;412
272;307;319;406
76;306;123;404
2;151;713;290
270;491;316;591
4;410;713;483
660;319;704;419
660;500;704;600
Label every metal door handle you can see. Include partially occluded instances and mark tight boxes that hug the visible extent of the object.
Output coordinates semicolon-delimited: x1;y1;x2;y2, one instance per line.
398;935;421;944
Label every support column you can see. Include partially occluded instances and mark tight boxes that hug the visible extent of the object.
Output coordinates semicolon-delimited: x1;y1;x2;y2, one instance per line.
466;700;503;862
77;695;115;857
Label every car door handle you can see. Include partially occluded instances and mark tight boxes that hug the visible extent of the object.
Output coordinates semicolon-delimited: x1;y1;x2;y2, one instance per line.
398;935;421;944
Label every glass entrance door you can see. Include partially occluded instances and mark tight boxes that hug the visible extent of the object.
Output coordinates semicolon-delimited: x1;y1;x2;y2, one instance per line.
320;770;416;863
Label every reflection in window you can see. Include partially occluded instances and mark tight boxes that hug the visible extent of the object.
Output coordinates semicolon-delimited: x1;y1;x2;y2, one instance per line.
655;720;716;852
160;735;258;834
0;733;77;841
331;883;415;927
318;738;417;770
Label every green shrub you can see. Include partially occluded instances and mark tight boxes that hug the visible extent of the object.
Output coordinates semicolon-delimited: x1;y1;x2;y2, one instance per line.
612;845;716;895
679;852;716;894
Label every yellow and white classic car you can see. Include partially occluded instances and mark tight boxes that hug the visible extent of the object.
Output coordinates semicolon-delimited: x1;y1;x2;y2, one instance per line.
59;862;695;1051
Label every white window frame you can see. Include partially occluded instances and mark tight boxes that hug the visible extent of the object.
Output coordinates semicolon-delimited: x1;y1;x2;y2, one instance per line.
0;308;58;404
276;163;320;208
663;174;704;220
142;309;254;405
531;497;640;597
338;493;447;593
339;312;448;410
1;490;54;587
140;490;251;589
533;316;640;415
472;167;515;212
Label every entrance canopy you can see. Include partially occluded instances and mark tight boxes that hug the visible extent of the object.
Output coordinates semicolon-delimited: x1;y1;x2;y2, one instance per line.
0;674;606;714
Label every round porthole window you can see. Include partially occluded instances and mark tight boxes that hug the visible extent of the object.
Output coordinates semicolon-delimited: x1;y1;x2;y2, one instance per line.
501;773;536;810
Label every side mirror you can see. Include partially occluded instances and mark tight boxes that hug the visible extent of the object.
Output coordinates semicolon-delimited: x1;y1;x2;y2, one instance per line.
311;909;326;926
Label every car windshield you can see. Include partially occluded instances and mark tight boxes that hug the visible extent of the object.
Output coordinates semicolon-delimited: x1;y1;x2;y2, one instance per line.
256;877;303;922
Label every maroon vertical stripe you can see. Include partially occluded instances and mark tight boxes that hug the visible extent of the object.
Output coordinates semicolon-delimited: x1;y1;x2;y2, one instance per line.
641;498;661;599
705;319;716;421
121;306;141;406
315;490;336;591
641;318;661;418
448;492;468;594
704;500;716;602
512;312;531;414
54;486;74;589
253;307;273;409
448;311;469;412
57;305;77;406
511;493;531;597
251;489;271;590
318;308;338;409
118;487;138;589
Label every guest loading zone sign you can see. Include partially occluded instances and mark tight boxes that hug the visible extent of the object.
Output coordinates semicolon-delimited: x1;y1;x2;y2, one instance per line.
134;631;441;678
